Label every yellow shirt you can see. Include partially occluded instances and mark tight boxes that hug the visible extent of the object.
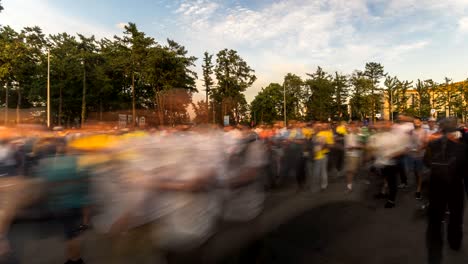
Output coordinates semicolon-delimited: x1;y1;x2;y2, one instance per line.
302;128;314;140
336;125;348;136
314;130;335;160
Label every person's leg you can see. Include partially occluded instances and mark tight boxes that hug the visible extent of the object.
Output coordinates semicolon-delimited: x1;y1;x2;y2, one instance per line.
415;159;424;199
62;209;85;264
398;156;408;187
345;156;359;191
310;159;320;192
321;155;328;190
447;182;464;250
337;146;345;175
304;158;313;190
296;156;306;190
383;165;398;208
426;178;447;264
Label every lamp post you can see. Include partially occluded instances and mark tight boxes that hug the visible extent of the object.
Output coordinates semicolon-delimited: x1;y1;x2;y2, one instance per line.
47;49;50;128
283;81;287;127
81;59;86;128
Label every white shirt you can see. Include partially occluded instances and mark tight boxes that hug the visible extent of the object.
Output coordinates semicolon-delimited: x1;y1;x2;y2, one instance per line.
344;133;362;157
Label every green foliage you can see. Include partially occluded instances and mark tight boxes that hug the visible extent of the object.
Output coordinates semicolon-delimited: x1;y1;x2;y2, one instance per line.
304;67;334;121
0;22;200;126
284;73;304;121
332;72;349;120
364;62;385;121
250;83;284;124
383;76;399;120
414;79;431;118
211;49;256;124
349;71;372;120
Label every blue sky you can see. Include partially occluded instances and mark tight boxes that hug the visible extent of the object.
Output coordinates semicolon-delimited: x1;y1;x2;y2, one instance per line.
2;0;468;102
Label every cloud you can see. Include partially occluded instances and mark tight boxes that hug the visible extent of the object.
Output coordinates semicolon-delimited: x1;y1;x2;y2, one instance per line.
459;17;468;33
175;0;219;17
116;22;127;30
1;0;118;38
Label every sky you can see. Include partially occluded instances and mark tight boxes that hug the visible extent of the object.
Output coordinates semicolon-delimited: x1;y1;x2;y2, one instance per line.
2;0;468;103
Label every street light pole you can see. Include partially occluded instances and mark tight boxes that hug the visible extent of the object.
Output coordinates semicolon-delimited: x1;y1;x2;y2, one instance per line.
283;81;287;127
81;59;86;128
47;49;50;128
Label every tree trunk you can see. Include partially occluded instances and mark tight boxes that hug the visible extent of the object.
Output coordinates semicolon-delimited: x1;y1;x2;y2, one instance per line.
4;83;8;126
16;85;21;124
155;90;164;126
99;99;103;121
132;72;135;128
58;86;62;126
81;64;86;128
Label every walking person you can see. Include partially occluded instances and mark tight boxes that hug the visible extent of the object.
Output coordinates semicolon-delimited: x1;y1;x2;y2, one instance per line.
310;123;334;192
409;117;428;200
370;121;410;208
424;118;467;264
344;122;362;193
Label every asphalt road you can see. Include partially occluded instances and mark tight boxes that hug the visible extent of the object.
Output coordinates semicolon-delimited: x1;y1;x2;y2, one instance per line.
253;187;468;264
4;176;468;264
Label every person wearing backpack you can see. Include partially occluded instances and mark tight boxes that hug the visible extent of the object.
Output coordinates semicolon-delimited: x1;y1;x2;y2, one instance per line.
424;118;467;264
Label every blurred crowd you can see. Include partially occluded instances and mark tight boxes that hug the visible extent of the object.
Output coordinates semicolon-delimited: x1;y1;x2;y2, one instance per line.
0;116;467;264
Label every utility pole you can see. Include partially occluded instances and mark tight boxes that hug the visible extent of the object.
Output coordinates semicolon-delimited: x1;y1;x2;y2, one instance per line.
212;101;215;124
47;49;50;128
283;81;287;127
4;83;7;126
132;72;135;128
81;60;86;128
390;90;393;122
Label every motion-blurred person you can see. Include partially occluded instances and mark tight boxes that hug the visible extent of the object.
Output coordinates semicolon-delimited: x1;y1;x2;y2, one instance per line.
311;123;334;192
344;122;363;193
34;139;92;264
288;122;308;190
393;115;414;189
370;121;410;208
221;127;267;222
409;117;428;200
333;122;347;177
426;118;438;135
424;118;467;264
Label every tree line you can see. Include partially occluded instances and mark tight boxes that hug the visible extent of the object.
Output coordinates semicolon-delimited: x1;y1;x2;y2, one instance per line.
0;15;259;127
249;62;468;124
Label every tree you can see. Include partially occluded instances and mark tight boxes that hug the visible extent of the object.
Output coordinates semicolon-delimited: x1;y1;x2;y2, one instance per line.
48;33;82;126
250;83;284;124
202;52;214;122
332;72;349;120
0;1;3;13
304;67;334;121
283;73;304;121
144;39;197;126
349;71;373;120
212;49;256;124
364;62;385;122
425;79;439;112
437;77;457;117
455;80;468;121
414;79;431;118
383;76;399;121
114;22;155;126
394;80;413;115
192;100;209;124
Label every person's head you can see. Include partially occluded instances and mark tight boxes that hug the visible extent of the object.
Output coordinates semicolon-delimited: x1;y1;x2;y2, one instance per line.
439;117;458;134
348;122;358;133
413;117;422;129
